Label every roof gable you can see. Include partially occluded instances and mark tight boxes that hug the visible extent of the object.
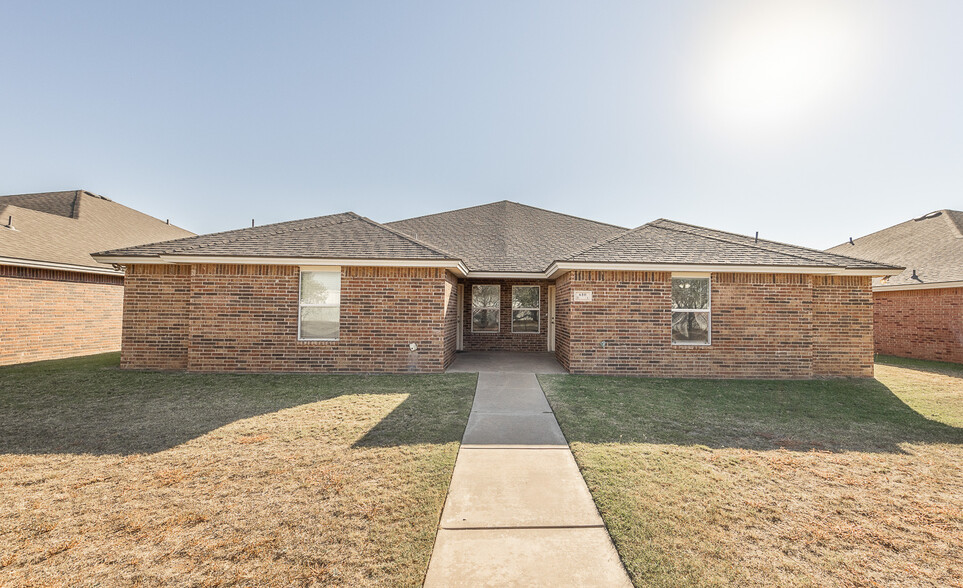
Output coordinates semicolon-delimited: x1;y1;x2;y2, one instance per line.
386;201;628;272
98;212;457;261
567;219;892;270
0;191;194;271
826;210;963;286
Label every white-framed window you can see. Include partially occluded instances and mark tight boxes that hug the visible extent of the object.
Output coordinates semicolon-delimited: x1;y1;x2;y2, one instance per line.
511;285;540;333
471;284;500;333
671;275;710;345
299;268;341;340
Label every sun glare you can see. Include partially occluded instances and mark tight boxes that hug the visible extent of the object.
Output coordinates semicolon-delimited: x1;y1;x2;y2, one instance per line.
688;1;879;141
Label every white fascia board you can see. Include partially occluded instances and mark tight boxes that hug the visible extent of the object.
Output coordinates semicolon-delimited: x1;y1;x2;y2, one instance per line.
90;255;160;265
545;261;899;279
93;255;469;277
873;280;963;292
0;256;123;276
463;271;549;279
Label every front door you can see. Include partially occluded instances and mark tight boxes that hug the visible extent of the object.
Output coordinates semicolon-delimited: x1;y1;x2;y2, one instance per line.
456;284;464;351
547;285;556;352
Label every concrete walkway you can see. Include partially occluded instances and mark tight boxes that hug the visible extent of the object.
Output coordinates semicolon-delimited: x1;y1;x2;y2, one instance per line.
425;356;631;587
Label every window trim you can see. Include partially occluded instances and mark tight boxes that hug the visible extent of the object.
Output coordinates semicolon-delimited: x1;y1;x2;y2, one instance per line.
298;267;341;342
670;275;711;346
511;285;541;334
471;284;500;333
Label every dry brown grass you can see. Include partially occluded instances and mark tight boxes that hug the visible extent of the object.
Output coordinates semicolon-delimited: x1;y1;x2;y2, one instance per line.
542;359;963;588
0;353;476;586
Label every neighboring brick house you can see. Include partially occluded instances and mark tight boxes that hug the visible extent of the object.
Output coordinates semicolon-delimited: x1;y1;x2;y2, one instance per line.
827;210;963;364
94;201;898;378
0;191;194;366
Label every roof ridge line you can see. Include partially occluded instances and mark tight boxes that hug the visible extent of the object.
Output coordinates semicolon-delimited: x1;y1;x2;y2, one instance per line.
828;209;963;250
388;200;628;231
558;224;644;261
651;220;839;266
353;215;463;259
387;200;509;224
655;218;890;267
165;213;359;254
940;209;963;238
501;200;629;231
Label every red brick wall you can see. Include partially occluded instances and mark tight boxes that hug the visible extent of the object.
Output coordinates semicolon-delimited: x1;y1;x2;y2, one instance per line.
0;265;124;366
554;272;572;370
461;279;551;352
121;264;192;370
121;264;452;373
873;287;963;364
443;271;458;367
560;271;873;379
812;276;875;377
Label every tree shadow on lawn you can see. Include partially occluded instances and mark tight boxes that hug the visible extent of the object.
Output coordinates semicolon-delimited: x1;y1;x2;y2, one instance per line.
539;374;963;454
0;353;476;456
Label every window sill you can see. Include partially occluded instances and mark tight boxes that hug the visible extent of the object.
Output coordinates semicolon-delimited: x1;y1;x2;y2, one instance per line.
671;342;711;347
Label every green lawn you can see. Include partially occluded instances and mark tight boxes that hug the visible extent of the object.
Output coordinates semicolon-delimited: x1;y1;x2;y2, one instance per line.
541;360;963;587
0;353;476;586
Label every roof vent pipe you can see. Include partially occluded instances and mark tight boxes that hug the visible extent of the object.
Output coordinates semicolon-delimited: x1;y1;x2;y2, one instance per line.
754;231;758;243
252;218;255;228
911;269;921;281
849;237;854;245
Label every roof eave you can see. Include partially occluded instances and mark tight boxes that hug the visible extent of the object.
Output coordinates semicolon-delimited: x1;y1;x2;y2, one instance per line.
544;261;902;280
873;279;963;292
91;253;470;277
0;255;123;276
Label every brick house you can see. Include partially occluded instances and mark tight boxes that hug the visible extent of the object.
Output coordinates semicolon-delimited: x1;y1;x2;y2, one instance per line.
94;201;899;378
827;210;963;364
0;191;194;366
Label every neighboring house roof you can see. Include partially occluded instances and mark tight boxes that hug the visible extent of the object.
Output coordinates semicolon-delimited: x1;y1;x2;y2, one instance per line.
93;200;899;277
386;201;628;273
97;211;460;263
567;219;893;270
826;209;963;288
0;190;195;274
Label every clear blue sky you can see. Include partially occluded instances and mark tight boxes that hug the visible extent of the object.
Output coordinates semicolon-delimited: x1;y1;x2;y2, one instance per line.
1;1;960;249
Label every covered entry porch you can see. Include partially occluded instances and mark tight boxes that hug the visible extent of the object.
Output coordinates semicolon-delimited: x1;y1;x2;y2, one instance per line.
446;351;567;374
453;278;559;353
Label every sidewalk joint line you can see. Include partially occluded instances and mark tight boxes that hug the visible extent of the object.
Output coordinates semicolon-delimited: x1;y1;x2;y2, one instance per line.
440;524;606;531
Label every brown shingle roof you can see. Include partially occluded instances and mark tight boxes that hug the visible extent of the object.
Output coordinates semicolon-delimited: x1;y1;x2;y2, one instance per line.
97;212;458;261
386;201;628;272
0;191;194;272
566;219;897;270
826;210;963;287
92;200;899;274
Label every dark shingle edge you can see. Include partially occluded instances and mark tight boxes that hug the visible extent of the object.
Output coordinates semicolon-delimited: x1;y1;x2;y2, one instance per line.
96;212;459;261
652;219;899;269
560;218;901;271
95;213;359;257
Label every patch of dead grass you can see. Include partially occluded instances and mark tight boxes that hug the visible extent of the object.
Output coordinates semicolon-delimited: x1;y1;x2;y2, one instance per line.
542;362;963;587
0;354;476;586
